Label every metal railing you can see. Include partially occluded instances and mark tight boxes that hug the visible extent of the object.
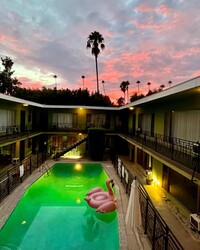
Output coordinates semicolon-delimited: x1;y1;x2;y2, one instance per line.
112;154;184;250
0;152;46;202
49;122;112;131
1;124;199;178
0;124;36;142
124;129;200;176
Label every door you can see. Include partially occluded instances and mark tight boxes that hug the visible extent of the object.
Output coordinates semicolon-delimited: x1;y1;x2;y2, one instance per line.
20;110;26;133
20;140;25;161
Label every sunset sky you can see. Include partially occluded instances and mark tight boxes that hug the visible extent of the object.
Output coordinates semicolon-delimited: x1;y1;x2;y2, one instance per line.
0;0;200;103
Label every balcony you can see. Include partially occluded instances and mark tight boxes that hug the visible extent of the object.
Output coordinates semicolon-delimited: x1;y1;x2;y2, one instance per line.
0;125;42;144
47;122;113;133
122;129;200;179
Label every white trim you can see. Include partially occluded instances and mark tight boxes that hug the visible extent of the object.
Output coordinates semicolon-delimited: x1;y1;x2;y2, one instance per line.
0;93;43;107
123;75;200;109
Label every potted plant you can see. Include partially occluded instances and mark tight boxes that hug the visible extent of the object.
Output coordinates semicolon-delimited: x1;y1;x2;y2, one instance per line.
146;170;153;185
146;176;153;185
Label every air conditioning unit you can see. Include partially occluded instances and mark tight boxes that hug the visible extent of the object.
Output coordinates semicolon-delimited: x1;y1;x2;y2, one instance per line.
190;214;200;231
12;158;20;165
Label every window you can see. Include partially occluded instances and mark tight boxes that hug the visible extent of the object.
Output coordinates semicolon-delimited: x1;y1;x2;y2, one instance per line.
171;110;200;141
52;113;78;128
138;113;152;133
0;109;15;133
86;113;106;127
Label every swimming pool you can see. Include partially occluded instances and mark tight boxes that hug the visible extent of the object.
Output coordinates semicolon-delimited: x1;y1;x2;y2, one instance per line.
0;163;119;250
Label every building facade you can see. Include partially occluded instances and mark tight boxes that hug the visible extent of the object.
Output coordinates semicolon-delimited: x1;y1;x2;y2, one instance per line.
0;76;200;214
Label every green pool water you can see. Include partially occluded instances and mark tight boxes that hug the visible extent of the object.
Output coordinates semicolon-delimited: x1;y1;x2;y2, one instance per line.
0;163;119;250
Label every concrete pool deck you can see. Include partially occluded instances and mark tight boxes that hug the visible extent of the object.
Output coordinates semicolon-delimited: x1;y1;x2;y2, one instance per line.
0;159;150;250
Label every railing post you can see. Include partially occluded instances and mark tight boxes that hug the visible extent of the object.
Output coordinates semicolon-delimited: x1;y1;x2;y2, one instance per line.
152;212;157;250
7;171;10;195
164;227;169;250
144;197;149;234
30;155;32;174
155;134;157;151
143;132;146;146
170;137;174;159
120;162;123;182
37;153;39;169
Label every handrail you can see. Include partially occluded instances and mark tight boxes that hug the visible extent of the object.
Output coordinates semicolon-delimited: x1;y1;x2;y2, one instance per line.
41;162;51;176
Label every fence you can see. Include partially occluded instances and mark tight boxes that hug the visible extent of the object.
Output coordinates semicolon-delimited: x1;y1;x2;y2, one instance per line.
113;155;184;250
0;152;46;202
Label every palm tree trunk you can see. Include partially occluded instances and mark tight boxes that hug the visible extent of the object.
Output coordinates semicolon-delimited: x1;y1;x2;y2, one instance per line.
95;56;99;93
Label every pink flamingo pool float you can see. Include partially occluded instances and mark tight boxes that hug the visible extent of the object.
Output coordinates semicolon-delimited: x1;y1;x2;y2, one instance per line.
84;179;117;213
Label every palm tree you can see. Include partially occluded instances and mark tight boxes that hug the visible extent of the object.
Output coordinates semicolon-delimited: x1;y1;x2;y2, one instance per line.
81;75;85;89
126;81;130;103
102;80;106;95
53;75;57;89
120;81;130;103
120;81;126;100
147;82;151;91
159;84;165;91
168;80;172;88
136;80;140;93
86;31;105;94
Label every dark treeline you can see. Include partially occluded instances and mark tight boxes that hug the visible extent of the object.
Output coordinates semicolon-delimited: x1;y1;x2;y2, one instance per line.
12;87;114;106
0;57;114;106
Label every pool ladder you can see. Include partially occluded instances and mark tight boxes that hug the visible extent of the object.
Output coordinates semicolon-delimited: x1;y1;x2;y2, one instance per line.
41;162;51;176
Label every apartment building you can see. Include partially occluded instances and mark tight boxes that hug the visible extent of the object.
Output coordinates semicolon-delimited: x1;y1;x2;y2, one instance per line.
0;76;200;215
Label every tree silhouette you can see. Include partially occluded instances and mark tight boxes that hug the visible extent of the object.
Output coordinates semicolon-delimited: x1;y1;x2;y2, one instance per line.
120;81;130;103
13;87;113;106
130;92;145;102
116;97;125;106
86;31;105;94
0;57;21;94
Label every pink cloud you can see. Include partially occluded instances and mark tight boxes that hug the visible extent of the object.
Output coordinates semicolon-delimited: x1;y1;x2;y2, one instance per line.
0;33;6;41
156;4;171;15
135;4;154;13
18;77;43;89
134;4;186;34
